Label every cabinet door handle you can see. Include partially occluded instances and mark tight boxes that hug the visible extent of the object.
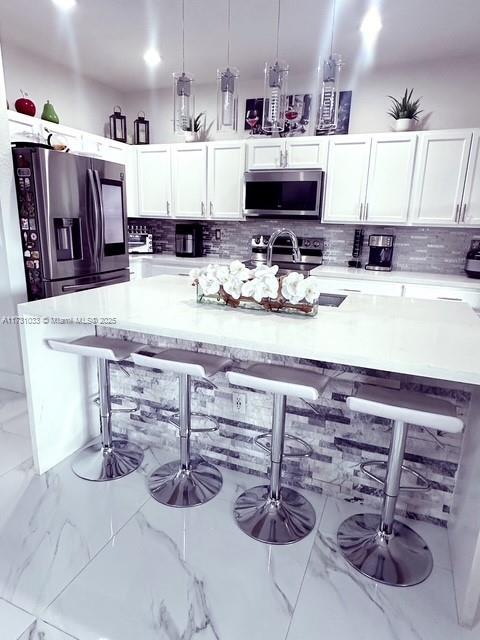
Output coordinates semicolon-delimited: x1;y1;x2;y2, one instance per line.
438;296;462;301
284;149;288;167
455;204;460;222
359;203;364;220
166;201;170;215
209;201;213;216
201;201;205;216
365;203;369;220
279;150;284;167
340;288;361;293
462;203;467;222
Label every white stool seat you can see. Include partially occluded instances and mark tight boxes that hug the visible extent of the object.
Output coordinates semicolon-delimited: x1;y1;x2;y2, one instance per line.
47;336;145;361
132;347;231;378
347;384;463;434
227;363;325;401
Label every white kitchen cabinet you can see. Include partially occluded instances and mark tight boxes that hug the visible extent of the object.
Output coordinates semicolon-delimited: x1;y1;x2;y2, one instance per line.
207;141;245;219
137;145;172;218
314;276;403;297
246;139;283;169
246;136;326;170
403;283;480;310
461;130;480;226
171;144;208;218
323;135;371;222
8;110;41;143
284;138;328;169
364;134;417;223
411;130;473;225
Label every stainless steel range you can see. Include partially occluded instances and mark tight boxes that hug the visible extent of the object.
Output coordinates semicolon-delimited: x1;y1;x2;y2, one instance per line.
243;233;324;275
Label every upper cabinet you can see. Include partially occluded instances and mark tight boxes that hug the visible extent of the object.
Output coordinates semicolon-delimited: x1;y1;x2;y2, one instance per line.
410;130;473;225
324;133;417;224
171;143;207;218
207;141;245;219
365;134;417;223
137;145;172;218
323;135;371;222
246;136;327;170
461;130;480;226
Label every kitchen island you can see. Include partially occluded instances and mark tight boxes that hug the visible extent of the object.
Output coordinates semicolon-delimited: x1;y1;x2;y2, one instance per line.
17;274;480;627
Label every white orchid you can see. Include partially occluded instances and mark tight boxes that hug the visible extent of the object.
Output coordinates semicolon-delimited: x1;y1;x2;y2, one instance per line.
223;276;244;299
189;267;204;282
229;260;252;282
253;263;279;280
215;265;230;284
198;272;220;296
302;276;322;304
281;272;306;304
242;275;279;303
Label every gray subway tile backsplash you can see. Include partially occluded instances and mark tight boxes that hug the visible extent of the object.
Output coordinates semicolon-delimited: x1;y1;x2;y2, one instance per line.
130;218;480;275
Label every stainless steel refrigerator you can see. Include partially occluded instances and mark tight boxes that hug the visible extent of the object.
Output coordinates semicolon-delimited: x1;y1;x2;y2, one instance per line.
12;145;130;300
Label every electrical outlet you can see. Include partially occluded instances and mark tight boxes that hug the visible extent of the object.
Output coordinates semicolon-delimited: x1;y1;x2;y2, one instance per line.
233;392;247;415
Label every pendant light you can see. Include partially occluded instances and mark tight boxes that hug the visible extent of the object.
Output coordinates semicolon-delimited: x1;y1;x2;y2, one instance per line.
262;0;289;134
217;0;239;131
316;0;343;134
173;0;195;134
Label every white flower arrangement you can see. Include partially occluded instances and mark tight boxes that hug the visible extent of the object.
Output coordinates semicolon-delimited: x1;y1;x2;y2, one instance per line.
189;261;322;315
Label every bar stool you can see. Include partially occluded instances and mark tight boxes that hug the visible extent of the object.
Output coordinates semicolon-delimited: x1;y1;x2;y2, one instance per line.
132;347;231;507
338;384;464;587
47;335;146;481
226;363;326;545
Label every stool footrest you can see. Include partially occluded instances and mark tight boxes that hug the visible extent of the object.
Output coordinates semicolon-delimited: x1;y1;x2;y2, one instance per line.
94;396;140;414
168;412;219;434
360;460;431;492
254;432;313;458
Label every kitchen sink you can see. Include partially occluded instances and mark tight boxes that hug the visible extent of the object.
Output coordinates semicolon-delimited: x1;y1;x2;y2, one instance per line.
317;293;347;307
242;260;318;277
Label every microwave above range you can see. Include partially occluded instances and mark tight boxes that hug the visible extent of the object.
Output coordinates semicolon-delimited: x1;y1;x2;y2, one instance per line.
244;169;324;220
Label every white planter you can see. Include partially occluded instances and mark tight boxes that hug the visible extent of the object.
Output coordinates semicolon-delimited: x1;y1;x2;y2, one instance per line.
184;131;198;143
394;118;414;132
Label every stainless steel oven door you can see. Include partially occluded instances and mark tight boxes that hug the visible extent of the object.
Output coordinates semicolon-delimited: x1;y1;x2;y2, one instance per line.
244;169;324;219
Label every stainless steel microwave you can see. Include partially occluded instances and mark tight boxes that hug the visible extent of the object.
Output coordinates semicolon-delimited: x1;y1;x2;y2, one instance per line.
244;169;324;219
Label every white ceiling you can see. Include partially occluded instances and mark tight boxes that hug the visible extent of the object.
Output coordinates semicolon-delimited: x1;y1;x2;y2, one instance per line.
0;0;479;92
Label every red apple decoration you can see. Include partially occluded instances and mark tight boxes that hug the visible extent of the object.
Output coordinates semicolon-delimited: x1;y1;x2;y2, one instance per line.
15;91;36;117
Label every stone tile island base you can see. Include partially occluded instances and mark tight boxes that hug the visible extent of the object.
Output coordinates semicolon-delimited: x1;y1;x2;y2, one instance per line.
99;327;469;528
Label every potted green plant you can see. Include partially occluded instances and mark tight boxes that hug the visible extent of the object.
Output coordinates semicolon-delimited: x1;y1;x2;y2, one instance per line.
388;89;423;131
184;112;205;142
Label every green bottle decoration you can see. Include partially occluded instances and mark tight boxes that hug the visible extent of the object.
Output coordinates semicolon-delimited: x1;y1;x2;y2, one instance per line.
41;100;59;124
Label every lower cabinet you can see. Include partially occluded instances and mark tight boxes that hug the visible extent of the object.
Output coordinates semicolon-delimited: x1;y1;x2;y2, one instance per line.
315;277;403;297
403;284;480;309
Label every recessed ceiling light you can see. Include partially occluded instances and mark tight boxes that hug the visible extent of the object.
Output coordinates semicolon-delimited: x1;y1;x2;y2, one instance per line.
143;48;162;67
360;6;382;44
51;0;77;10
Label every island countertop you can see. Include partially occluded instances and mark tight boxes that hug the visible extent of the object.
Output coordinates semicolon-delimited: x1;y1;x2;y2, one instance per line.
17;275;480;385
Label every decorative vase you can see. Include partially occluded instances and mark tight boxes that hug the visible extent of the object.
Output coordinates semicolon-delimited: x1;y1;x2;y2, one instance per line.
41;100;59;124
15;91;36;117
184;131;197;143
394;118;413;132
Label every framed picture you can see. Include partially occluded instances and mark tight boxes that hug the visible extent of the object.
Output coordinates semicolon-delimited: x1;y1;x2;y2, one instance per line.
284;94;312;136
316;90;352;136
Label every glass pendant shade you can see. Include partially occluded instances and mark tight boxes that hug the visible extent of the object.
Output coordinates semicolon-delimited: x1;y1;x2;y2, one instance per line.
316;55;342;134
217;67;239;131
262;60;289;133
173;71;194;134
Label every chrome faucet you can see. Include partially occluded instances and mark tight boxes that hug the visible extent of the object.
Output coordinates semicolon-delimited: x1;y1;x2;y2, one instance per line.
266;228;301;267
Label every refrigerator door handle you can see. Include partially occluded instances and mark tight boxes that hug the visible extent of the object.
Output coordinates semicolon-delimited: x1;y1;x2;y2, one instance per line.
93;170;105;269
87;168;101;270
62;274;125;292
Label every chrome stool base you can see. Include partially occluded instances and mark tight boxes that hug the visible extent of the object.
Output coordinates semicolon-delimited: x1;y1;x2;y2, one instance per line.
148;455;223;507
72;440;144;482
337;512;433;587
233;484;316;545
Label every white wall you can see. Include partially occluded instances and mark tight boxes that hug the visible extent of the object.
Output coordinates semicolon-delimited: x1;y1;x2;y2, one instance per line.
122;53;480;143
1;41;123;137
0;43;27;392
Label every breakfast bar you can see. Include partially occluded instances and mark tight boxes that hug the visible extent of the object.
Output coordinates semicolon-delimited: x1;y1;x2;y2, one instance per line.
17;274;480;627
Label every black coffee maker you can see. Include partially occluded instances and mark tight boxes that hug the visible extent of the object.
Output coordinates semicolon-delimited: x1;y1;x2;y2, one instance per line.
175;223;203;257
365;235;395;271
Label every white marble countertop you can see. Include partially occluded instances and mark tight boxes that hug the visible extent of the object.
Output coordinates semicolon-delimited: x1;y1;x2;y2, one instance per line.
18;275;480;385
130;254;480;290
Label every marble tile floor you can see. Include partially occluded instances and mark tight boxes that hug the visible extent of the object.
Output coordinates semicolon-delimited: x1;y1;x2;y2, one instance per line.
0;401;477;639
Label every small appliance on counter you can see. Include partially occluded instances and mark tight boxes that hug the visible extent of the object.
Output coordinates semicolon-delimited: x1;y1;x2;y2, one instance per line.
175;223;203;257
128;224;153;254
348;229;364;268
365;234;395;271
465;237;480;278
243;234;324;275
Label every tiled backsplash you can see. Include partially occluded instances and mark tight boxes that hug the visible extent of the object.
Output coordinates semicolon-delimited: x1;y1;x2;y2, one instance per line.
130;218;480;275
